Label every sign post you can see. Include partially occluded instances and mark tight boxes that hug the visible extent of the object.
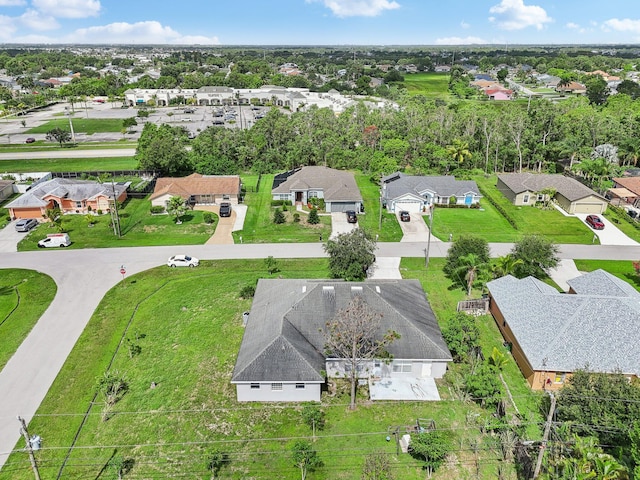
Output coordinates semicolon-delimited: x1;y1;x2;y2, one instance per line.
120;265;126;287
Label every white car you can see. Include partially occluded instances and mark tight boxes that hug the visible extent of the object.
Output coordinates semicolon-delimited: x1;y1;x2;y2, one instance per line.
167;254;199;268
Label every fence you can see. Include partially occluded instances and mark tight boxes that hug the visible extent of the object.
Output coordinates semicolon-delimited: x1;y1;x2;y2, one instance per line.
51;170;157;180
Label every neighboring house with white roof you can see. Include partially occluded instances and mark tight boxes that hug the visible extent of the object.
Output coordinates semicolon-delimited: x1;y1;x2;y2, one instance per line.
6;178;129;219
272;166;363;213
381;172;482;213
231;279;452;402
497;173;608;214
487;270;640;391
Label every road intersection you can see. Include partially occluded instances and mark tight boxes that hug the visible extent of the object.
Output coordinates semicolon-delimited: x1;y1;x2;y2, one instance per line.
0;241;639;469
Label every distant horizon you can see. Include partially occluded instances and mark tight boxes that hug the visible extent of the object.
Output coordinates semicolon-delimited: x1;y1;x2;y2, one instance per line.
0;0;639;46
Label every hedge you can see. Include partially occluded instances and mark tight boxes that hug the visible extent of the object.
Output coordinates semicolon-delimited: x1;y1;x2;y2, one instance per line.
270;200;293;206
477;185;519;230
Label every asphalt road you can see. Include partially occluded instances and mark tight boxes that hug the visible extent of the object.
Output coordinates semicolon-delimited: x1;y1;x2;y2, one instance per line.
0;241;639;469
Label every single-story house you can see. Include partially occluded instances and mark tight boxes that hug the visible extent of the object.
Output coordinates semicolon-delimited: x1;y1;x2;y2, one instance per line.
272;166;363;213
231;279;452;402
0;179;15;202
484;88;513;101
612;177;640;208
487;270;640;391
381;172;482;213
497;173;607;214
150;173;241;208
555;81;586;95
6;178;129;220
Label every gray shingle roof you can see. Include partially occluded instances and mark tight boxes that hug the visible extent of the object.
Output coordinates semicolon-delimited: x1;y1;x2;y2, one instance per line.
271;166;362;202
5;178;128;209
381;172;481;201
232;279;452;383
487;270;640;376
497;173;605;202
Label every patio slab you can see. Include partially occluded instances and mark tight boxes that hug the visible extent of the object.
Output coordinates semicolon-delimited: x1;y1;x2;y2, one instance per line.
369;377;441;401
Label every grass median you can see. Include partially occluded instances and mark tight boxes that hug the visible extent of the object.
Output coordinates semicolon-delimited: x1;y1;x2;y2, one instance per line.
0;156;137;173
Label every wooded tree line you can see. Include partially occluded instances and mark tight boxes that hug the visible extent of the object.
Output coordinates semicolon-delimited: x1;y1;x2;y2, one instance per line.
137;93;640;185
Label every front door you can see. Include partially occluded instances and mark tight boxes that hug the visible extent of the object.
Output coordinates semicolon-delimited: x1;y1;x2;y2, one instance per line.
295;192;303;203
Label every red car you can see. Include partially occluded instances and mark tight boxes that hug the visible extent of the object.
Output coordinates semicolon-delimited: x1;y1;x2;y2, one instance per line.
25;137;36;143
585;215;605;230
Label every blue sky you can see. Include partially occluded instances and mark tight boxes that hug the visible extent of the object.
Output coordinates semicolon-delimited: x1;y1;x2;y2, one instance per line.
0;0;639;45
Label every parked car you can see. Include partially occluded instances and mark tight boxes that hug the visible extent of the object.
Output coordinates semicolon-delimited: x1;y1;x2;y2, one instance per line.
399;211;411;222
15;218;39;232
219;202;232;217
585;214;605;230
183;108;195;114
167;255;199;268
25;137;36;143
38;233;71;248
346;210;357;223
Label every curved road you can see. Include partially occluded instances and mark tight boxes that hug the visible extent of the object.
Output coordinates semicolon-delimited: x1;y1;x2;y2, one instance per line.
0;241;639;468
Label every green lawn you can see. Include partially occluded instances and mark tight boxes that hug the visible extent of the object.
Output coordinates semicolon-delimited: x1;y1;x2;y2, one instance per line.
0;142;136;153
233;174;332;243
355;174;403;241
27;118;125;135
472;176;597;244
402;72;451;98
18;198;217;250
0;269;56;371
602;206;640;243
1;259;527;480
573;259;640;291
0;156;137;173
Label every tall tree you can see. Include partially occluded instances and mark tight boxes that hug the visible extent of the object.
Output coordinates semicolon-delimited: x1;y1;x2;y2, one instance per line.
166;195;186;224
45;127;71;147
324;295;399;410
444;236;490;279
511;235;559;278
454;252;489;296
324;228;376;281
135;123;191;175
291;441;322;480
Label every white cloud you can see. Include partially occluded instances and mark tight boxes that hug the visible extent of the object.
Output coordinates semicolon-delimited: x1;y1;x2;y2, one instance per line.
32;0;101;18
566;22;579;29
488;0;551;30
307;0;400;18
0;15;17;41
63;21;220;44
0;0;25;5
603;18;640;34
435;36;489;45
19;9;59;31
460;20;470;29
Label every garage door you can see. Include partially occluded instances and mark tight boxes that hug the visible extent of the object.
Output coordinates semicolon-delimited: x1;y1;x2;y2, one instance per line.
394;201;422;213
574;203;604;214
329;202;357;213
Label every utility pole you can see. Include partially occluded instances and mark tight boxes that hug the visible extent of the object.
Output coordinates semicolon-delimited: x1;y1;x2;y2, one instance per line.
18;416;41;480
425;204;434;269
532;392;556;479
110;179;121;238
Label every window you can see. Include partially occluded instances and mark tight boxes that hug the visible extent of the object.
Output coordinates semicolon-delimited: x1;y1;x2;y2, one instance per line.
75;201;82;208
523;194;530;204
308;191;318;198
537;194;544;202
295;383;305;389
392;362;412;373
279;194;289;201
250;383;260;389
554;373;566;384
222;194;230;200
271;383;283;391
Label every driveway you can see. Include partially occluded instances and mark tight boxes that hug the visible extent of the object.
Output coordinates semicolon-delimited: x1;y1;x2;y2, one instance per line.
397;212;439;243
0;221;34;253
548;259;582;292
574;213;639;246
330;212;357;239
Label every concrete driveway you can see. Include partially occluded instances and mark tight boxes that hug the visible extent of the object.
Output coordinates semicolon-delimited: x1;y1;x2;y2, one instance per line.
0;221;37;253
330;211;357;239
397;212;441;244
574;213;639;246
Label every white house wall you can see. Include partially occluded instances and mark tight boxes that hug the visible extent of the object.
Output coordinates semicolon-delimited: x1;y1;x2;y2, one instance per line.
235;382;321;402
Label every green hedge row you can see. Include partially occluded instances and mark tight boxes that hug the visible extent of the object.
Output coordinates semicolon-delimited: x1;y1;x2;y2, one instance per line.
271;200;293;206
477;185;519;230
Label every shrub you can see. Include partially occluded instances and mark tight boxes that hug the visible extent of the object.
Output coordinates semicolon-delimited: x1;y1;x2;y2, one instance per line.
271;199;293;207
308;208;320;225
239;283;256;299
449;196;457;205
301;403;326;431
273;208;285;224
97;209;103;215
150;205;165;214
293;213;301;223
203;212;213;224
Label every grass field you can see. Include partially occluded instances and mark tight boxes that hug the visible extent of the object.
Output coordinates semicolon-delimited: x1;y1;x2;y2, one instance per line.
0;156;136;173
233;174;332;243
0;142;136;153
0;269;56;371
27;118;124;135
602;206;640;243
355;174;403;241
18;197;217;250
0;258;533;480
402;72;451;98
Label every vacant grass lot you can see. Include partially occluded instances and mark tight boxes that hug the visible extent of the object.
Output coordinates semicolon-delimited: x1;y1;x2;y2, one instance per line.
0;269;56;371
471;176;597;244
403;72;451;98
27;118;124;135
0;156;136;173
18;198;217;250
355;174;403;241
0;142;136;153
0;259;536;480
573;259;640;290
233;174;332;243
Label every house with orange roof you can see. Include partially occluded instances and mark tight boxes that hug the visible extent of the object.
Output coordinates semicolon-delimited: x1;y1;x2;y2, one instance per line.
150;173;241;208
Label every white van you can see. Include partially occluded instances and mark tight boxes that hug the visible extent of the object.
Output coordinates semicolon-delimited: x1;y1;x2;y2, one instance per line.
38;233;71;248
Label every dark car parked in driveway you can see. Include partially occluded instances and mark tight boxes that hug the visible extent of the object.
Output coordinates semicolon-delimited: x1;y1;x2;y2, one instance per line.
346;210;357;223
585;214;605;230
399;211;411;222
219;202;232;217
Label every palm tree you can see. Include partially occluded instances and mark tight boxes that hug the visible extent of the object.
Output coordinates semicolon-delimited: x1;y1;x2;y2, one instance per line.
446;138;472;167
166;196;186;224
492;254;523;278
455;253;489;296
